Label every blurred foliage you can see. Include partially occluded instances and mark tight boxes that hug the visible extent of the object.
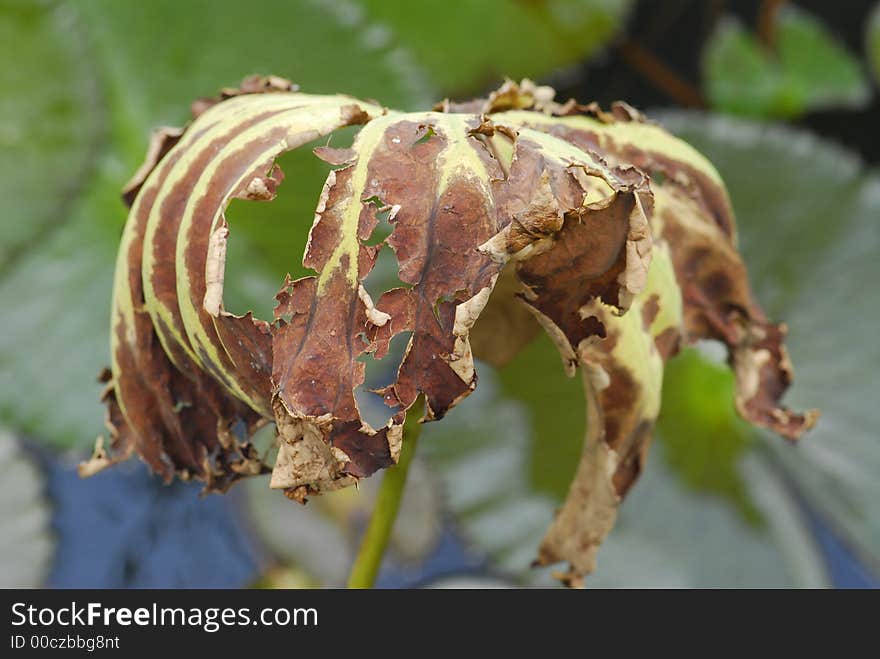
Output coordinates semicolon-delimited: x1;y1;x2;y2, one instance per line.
0;429;54;587
497;334;583;501
703;6;869;118
244;458;443;587
0;2;102;268
868;2;880;83
668;111;880;577
658;347;758;525
356;0;632;94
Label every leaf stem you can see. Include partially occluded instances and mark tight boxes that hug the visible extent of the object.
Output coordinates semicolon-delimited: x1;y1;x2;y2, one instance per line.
615;38;706;108
758;0;787;51
346;396;424;589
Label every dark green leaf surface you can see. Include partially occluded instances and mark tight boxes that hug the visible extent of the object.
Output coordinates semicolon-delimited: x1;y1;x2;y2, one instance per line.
0;1;103;269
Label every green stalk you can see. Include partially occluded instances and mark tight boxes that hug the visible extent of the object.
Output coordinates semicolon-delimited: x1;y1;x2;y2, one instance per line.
346;396;424;589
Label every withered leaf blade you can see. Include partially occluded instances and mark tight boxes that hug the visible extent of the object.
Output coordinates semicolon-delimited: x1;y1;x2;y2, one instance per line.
489;85;816;440
271;111;648;501
475;81;815;585
534;242;682;586
85;78;382;490
88;77;816;588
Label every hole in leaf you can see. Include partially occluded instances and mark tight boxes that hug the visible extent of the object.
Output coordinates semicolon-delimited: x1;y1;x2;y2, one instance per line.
432;290;463;326
360;195;397;247
414;124;436;145
368;207;395;245
494;332;584;501
355;330;413;429
249;422;279;465
361;242;409;305
222;130;358;319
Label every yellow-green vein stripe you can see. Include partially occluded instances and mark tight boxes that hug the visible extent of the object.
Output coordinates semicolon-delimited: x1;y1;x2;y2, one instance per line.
143;94;343;371
316;113;397;294
175;100;382;409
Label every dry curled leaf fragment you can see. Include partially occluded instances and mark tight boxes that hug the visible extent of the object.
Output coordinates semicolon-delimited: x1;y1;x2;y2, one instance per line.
86;76;817;586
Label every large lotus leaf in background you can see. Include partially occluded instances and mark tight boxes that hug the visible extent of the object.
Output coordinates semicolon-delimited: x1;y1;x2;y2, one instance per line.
703;6;869;119
0;166;122;450
0;428;54;587
0;1;103;271
423;112;880;586
661;113;880;575
355;0;631;94
0;0;428;449
657;347;759;524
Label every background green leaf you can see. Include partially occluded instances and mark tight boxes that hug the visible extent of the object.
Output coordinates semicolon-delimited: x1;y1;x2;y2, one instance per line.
355;0;632;94
497;334;583;501
421;364;828;587
0;1;104;269
662;111;880;576
658;347;758;524
703;7;869;118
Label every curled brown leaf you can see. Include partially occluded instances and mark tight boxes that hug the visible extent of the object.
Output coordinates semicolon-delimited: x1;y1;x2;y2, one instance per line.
87;77;816;586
